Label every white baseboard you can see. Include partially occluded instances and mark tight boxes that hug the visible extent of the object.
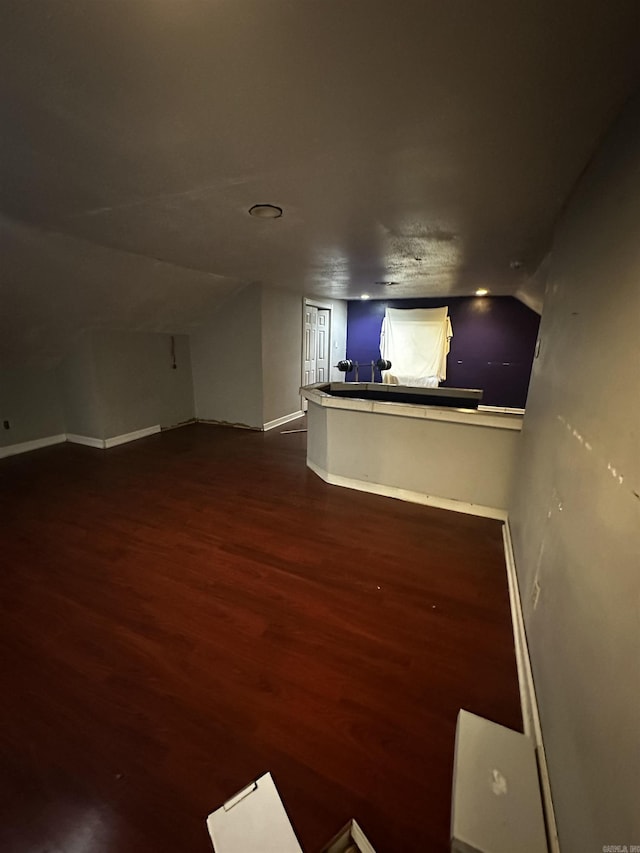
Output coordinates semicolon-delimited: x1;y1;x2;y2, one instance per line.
0;433;67;459
104;425;161;448
502;520;559;853
67;425;160;450
263;410;305;432
306;459;507;520
66;433;105;448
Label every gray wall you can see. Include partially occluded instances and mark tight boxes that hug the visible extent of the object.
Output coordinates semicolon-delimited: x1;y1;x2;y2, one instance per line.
191;283;264;428
262;286;304;425
58;332;105;438
59;329;195;439
192;285;347;429
3;286;346;446
93;330;194;437
0;364;65;446
510;96;640;850
326;298;348;382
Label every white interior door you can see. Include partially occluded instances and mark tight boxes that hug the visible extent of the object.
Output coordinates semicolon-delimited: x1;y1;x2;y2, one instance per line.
303;305;318;385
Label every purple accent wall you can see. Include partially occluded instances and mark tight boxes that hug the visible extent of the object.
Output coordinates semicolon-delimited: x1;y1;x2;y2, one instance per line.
346;296;540;408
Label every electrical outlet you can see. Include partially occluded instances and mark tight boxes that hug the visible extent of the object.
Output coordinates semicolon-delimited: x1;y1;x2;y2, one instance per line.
532;579;541;610
3;420;9;430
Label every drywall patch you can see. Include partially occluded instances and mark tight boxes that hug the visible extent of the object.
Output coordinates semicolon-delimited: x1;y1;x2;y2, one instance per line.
606;462;624;485
491;769;508;796
557;416;626;481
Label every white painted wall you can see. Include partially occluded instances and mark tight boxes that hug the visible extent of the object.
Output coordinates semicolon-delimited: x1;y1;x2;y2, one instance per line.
3;283;341;451
58;329;195;440
262;286;304;425
93;330;194;437
58;332;105;438
0;364;65;447
191;283;264;428
509;95;640;851
192;285;346;430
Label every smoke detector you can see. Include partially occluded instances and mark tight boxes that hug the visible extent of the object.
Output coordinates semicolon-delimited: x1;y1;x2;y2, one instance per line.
248;204;283;219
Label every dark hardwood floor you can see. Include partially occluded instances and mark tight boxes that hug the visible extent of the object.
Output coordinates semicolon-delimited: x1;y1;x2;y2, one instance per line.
0;422;521;853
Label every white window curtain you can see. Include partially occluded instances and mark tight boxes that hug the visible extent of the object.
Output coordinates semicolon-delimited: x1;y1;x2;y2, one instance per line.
380;307;453;386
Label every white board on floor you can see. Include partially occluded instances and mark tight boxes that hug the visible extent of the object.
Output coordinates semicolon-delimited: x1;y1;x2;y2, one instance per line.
207;772;303;853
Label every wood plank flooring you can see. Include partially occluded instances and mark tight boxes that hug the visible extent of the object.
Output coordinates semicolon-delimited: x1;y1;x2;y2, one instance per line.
0;422;521;852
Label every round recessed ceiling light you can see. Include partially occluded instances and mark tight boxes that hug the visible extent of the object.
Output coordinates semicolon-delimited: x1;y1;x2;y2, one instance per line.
360;293;371;300
248;204;283;219
475;288;489;296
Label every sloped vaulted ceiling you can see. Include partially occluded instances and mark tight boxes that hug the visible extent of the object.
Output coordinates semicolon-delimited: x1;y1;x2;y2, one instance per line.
1;0;639;361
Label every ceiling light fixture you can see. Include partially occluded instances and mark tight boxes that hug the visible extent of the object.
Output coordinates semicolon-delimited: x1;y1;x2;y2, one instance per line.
360;293;371;300
510;260;523;270
475;288;489;297
248;204;283;219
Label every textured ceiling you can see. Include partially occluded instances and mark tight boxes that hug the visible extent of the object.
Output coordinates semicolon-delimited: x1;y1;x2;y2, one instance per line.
1;0;640;359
